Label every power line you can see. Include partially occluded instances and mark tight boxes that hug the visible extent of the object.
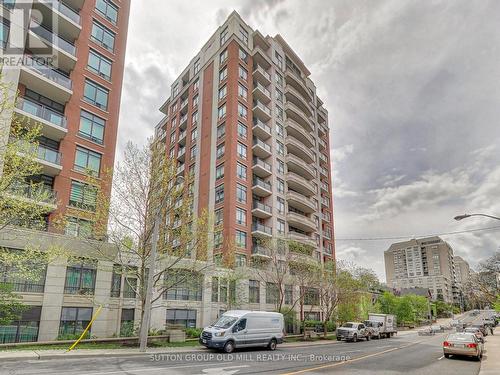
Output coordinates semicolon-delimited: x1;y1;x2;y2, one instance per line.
335;225;500;241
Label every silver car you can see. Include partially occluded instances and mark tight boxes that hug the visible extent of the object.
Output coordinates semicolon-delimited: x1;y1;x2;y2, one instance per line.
443;333;483;360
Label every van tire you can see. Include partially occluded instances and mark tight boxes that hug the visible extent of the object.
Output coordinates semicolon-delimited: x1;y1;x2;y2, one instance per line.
223;341;235;353
352;334;358;342
268;338;277;351
366;334;371;341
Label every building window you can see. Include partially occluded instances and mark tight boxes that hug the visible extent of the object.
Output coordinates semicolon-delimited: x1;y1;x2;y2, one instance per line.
236;208;246;225
214;208;223;226
74;146;102;176
236;254;246;267
110;265;121;297
235;230;247;248
276;123;284;137
217;123;225;139
266;282;279;304
238;65;247;80
276;89;283;103
194;59;200;74
277;160;285;174
191;127;198;142
277;141;284;155
215;184;224;204
237;142;247;159
167;309;197;328
65;217;93;238
192;94;199;107
90;21;115;51
123;278;137;298
95;0;118;24
214;231;223;248
190;145;197;160
69;181;97;211
238;84;247;99
220;26;228;45
165;271;203;301
277;197;285;214
275;51;283;69
238;103;247;119
193;79;199;91
218;85;227;100
219;49;228;64
239;48;248;62
218;104;226;119
284;285;293;305
216;143;225;159
120;309;135;336
236;162;246;180
219;67;227;82
0;19;9;48
0;306;42;343
236;183;247;203
303;287;319;305
59;307;93;337
276;72;283;86
88;49;112;81
0;250;46;293
237;122;247;139
215;163;224;180
249;280;260;303
192;111;199;124
277;178;285;194
79;110;105;144
239;26;249;44
84;79;109;110
64;258;97;295
277;219;285;235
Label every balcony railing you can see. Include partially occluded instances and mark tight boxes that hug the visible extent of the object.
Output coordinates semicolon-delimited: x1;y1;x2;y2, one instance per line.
254;82;271;97
253;201;272;214
30;22;76;55
253;177;272;191
7;181;57;205
253;118;271;134
253;157;272;173
319;153;328;163
253;100;271;116
23;55;72;90
252;244;269;256
37;144;62;165
252;222;272;235
253;65;271;81
16;97;67;128
40;0;81;24
253;138;271;153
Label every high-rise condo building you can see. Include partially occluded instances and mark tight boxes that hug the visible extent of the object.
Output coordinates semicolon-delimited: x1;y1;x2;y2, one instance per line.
154;11;335;266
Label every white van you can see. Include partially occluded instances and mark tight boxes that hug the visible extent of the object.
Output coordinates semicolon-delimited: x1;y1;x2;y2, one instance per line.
200;310;284;353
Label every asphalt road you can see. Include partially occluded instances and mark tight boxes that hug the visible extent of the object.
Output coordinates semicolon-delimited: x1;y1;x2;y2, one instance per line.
0;331;482;375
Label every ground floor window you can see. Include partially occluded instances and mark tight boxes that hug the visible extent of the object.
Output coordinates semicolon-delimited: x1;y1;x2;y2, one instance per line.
120;308;135;337
0;306;41;343
166;309;196;328
59;307;93;338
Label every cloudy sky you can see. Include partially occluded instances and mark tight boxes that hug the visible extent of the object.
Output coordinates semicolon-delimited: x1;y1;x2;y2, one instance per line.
118;0;500;280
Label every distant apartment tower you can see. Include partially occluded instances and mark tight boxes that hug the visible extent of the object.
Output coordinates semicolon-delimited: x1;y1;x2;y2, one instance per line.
384;237;456;303
154;11;334;265
0;0;130;234
454;256;471;288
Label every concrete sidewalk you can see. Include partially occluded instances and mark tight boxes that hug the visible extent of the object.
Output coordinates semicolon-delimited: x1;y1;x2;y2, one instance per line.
480;327;500;375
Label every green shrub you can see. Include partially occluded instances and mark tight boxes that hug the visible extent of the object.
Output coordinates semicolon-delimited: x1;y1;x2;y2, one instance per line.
303;319;322;328
185;327;202;338
57;331;90;341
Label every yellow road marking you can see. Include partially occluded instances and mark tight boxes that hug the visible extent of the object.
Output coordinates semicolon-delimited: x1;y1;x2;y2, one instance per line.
281;341;422;375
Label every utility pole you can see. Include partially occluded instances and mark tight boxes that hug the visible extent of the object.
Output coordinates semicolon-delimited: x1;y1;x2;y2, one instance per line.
139;213;160;352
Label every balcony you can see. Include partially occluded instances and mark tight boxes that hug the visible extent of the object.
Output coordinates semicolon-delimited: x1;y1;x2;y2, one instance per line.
253;100;271;122
285;84;313;118
318;138;327;150
36;144;62;176
177;147;186;162
318;123;328;136
252;138;272;159
287;190;316;214
252;157;272;178
322;212;330;222
252;244;271;259
285;69;312;102
252;222;272;238
286;137;315;164
320;167;329;177
319;152;328;164
252;118;271;140
286;171;316;197
176;164;185;176
323;230;332;240
252;201;272;219
253;82;271;103
179;114;188;130
35;0;82;41
252;177;272;197
6;182;57;209
287;212;316;233
285;102;313;132
253;64;271;86
285;119;314;148
286;154;316;180
320;181;329;193
20;55;72;103
178;130;187;145
28;22;77;72
14;97;67;140
288;231;316;247
321;197;330;208
180;98;188;114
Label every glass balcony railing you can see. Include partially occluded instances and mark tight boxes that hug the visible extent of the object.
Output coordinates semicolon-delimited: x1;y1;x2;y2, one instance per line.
253;138;271;152
7;181;57;205
23;55;72;90
253;100;271;116
253;177;272;191
252;222;272;235
29;22;76;55
39;0;81;24
16;97;67;128
252;201;272;214
37;144;62;165
253;157;272;172
253;118;271;134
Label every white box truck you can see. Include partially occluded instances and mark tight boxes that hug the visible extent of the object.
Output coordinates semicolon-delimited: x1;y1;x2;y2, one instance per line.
366;313;397;338
200;310;284;353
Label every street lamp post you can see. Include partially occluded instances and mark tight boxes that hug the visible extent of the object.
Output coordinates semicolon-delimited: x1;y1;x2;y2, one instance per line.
454;213;500;221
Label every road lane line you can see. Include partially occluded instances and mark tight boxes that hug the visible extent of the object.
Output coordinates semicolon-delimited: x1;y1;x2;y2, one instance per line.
281;341;423;375
437;355;444;360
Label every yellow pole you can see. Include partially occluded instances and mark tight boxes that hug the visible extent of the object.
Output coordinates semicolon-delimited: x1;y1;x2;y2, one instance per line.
67;305;103;352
